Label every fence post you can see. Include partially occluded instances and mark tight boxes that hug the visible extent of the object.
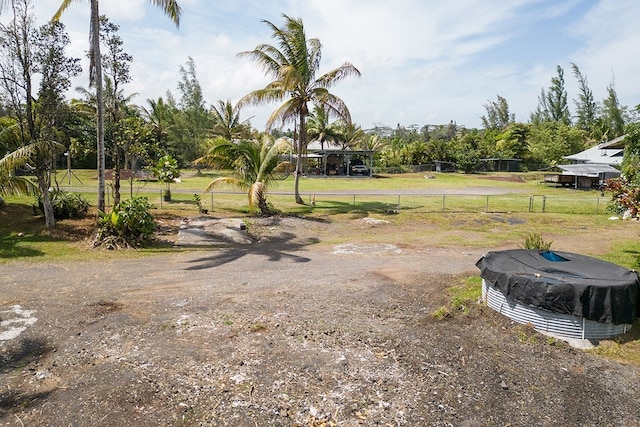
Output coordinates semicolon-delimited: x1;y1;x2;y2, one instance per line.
529;196;533;213
397;195;401;211
353;194;356;206
211;192;214;211
542;195;546;213
442;194;446;212
485;195;489;212
159;189;162;208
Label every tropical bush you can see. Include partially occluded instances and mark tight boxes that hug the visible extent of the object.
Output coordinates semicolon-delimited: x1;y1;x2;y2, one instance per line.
38;189;90;219
95;197;156;249
523;232;553;250
605;178;640;216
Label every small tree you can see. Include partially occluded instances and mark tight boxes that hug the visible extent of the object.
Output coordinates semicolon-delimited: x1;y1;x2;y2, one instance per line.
152;154;180;201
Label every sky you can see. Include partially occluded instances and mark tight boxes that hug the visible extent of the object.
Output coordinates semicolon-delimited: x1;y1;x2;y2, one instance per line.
8;0;640;131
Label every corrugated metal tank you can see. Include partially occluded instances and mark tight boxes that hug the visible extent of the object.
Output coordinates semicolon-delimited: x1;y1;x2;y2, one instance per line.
482;279;632;340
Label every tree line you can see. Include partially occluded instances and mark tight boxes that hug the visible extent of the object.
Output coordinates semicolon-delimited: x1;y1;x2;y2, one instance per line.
1;0;639;227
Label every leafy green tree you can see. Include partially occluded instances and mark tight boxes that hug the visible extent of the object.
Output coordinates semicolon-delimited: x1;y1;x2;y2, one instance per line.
0;1;80;228
526;121;586;166
195;136;288;215
53;0;181;212
168;57;212;163
152;154;180;201
99;15;133;205
238;14;361;205
601;84;627;140
548;66;570;124
481;95;514;130
530;66;570;125
571;63;599;137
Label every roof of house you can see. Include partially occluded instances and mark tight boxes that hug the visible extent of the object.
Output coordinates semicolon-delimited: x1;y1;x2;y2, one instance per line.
557;163;621;176
600;134;627;149
564;144;623;165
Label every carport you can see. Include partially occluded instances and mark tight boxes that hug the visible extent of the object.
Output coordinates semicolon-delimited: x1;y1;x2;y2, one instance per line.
555;164;621;189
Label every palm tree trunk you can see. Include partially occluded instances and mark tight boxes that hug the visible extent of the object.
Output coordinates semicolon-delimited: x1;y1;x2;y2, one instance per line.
91;0;106;212
294;109;305;205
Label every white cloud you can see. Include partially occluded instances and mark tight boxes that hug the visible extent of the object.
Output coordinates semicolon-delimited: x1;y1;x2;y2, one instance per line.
4;0;640;130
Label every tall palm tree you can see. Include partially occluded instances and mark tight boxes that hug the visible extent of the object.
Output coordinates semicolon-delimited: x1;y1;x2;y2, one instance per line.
194;136;287;215
52;0;181;212
238;14;360;204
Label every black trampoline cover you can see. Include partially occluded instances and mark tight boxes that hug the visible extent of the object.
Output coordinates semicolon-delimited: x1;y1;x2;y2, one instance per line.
476;249;640;325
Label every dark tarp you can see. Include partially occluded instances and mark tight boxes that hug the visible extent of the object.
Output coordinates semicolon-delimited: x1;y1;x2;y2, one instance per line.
476;249;640;325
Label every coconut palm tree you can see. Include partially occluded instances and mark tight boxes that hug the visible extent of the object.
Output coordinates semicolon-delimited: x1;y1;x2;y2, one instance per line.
307;105;341;150
195;136;287;215
238;14;360;205
52;0;181;212
0;118;37;198
210;99;252;141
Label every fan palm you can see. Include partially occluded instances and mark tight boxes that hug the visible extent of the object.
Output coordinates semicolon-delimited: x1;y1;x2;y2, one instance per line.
195;136;288;215
52;0;181;212
238;14;360;204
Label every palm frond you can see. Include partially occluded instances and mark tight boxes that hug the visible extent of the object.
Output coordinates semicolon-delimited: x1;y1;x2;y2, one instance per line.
148;0;182;27
248;181;266;212
203;176;246;193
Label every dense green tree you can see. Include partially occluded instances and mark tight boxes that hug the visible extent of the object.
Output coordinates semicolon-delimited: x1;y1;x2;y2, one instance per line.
530;66;570;125
547;66;571;124
481;95;514;130
99;16;134;205
0;0;80;228
53;0;181;212
166;57;212;163
238;14;360;204
526;121;586;165
571;63;599;137
601;84;627;140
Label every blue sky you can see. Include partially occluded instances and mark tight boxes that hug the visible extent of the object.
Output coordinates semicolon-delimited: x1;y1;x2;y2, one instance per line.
16;0;640;130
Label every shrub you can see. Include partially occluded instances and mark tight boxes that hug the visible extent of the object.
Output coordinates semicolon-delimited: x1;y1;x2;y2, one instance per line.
523;232;552;250
95;197;156;249
38;189;89;219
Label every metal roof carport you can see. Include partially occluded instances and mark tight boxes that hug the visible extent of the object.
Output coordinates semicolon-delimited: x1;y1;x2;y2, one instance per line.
556;164;621;189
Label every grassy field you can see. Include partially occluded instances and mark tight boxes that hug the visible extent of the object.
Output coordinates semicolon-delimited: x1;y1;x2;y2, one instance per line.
2;169;637;265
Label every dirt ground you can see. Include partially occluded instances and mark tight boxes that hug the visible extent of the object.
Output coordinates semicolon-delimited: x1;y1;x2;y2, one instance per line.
1;214;640;426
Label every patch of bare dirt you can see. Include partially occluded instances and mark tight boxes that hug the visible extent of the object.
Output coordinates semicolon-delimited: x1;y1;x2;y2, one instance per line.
482;174;526;183
1;215;640;426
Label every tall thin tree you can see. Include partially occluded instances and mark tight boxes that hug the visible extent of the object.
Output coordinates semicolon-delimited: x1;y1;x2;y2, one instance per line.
52;0;181;212
571;63;598;137
238;14;360;204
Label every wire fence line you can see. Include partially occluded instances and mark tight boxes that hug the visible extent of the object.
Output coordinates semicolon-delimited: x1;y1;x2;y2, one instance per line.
163;190;611;216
